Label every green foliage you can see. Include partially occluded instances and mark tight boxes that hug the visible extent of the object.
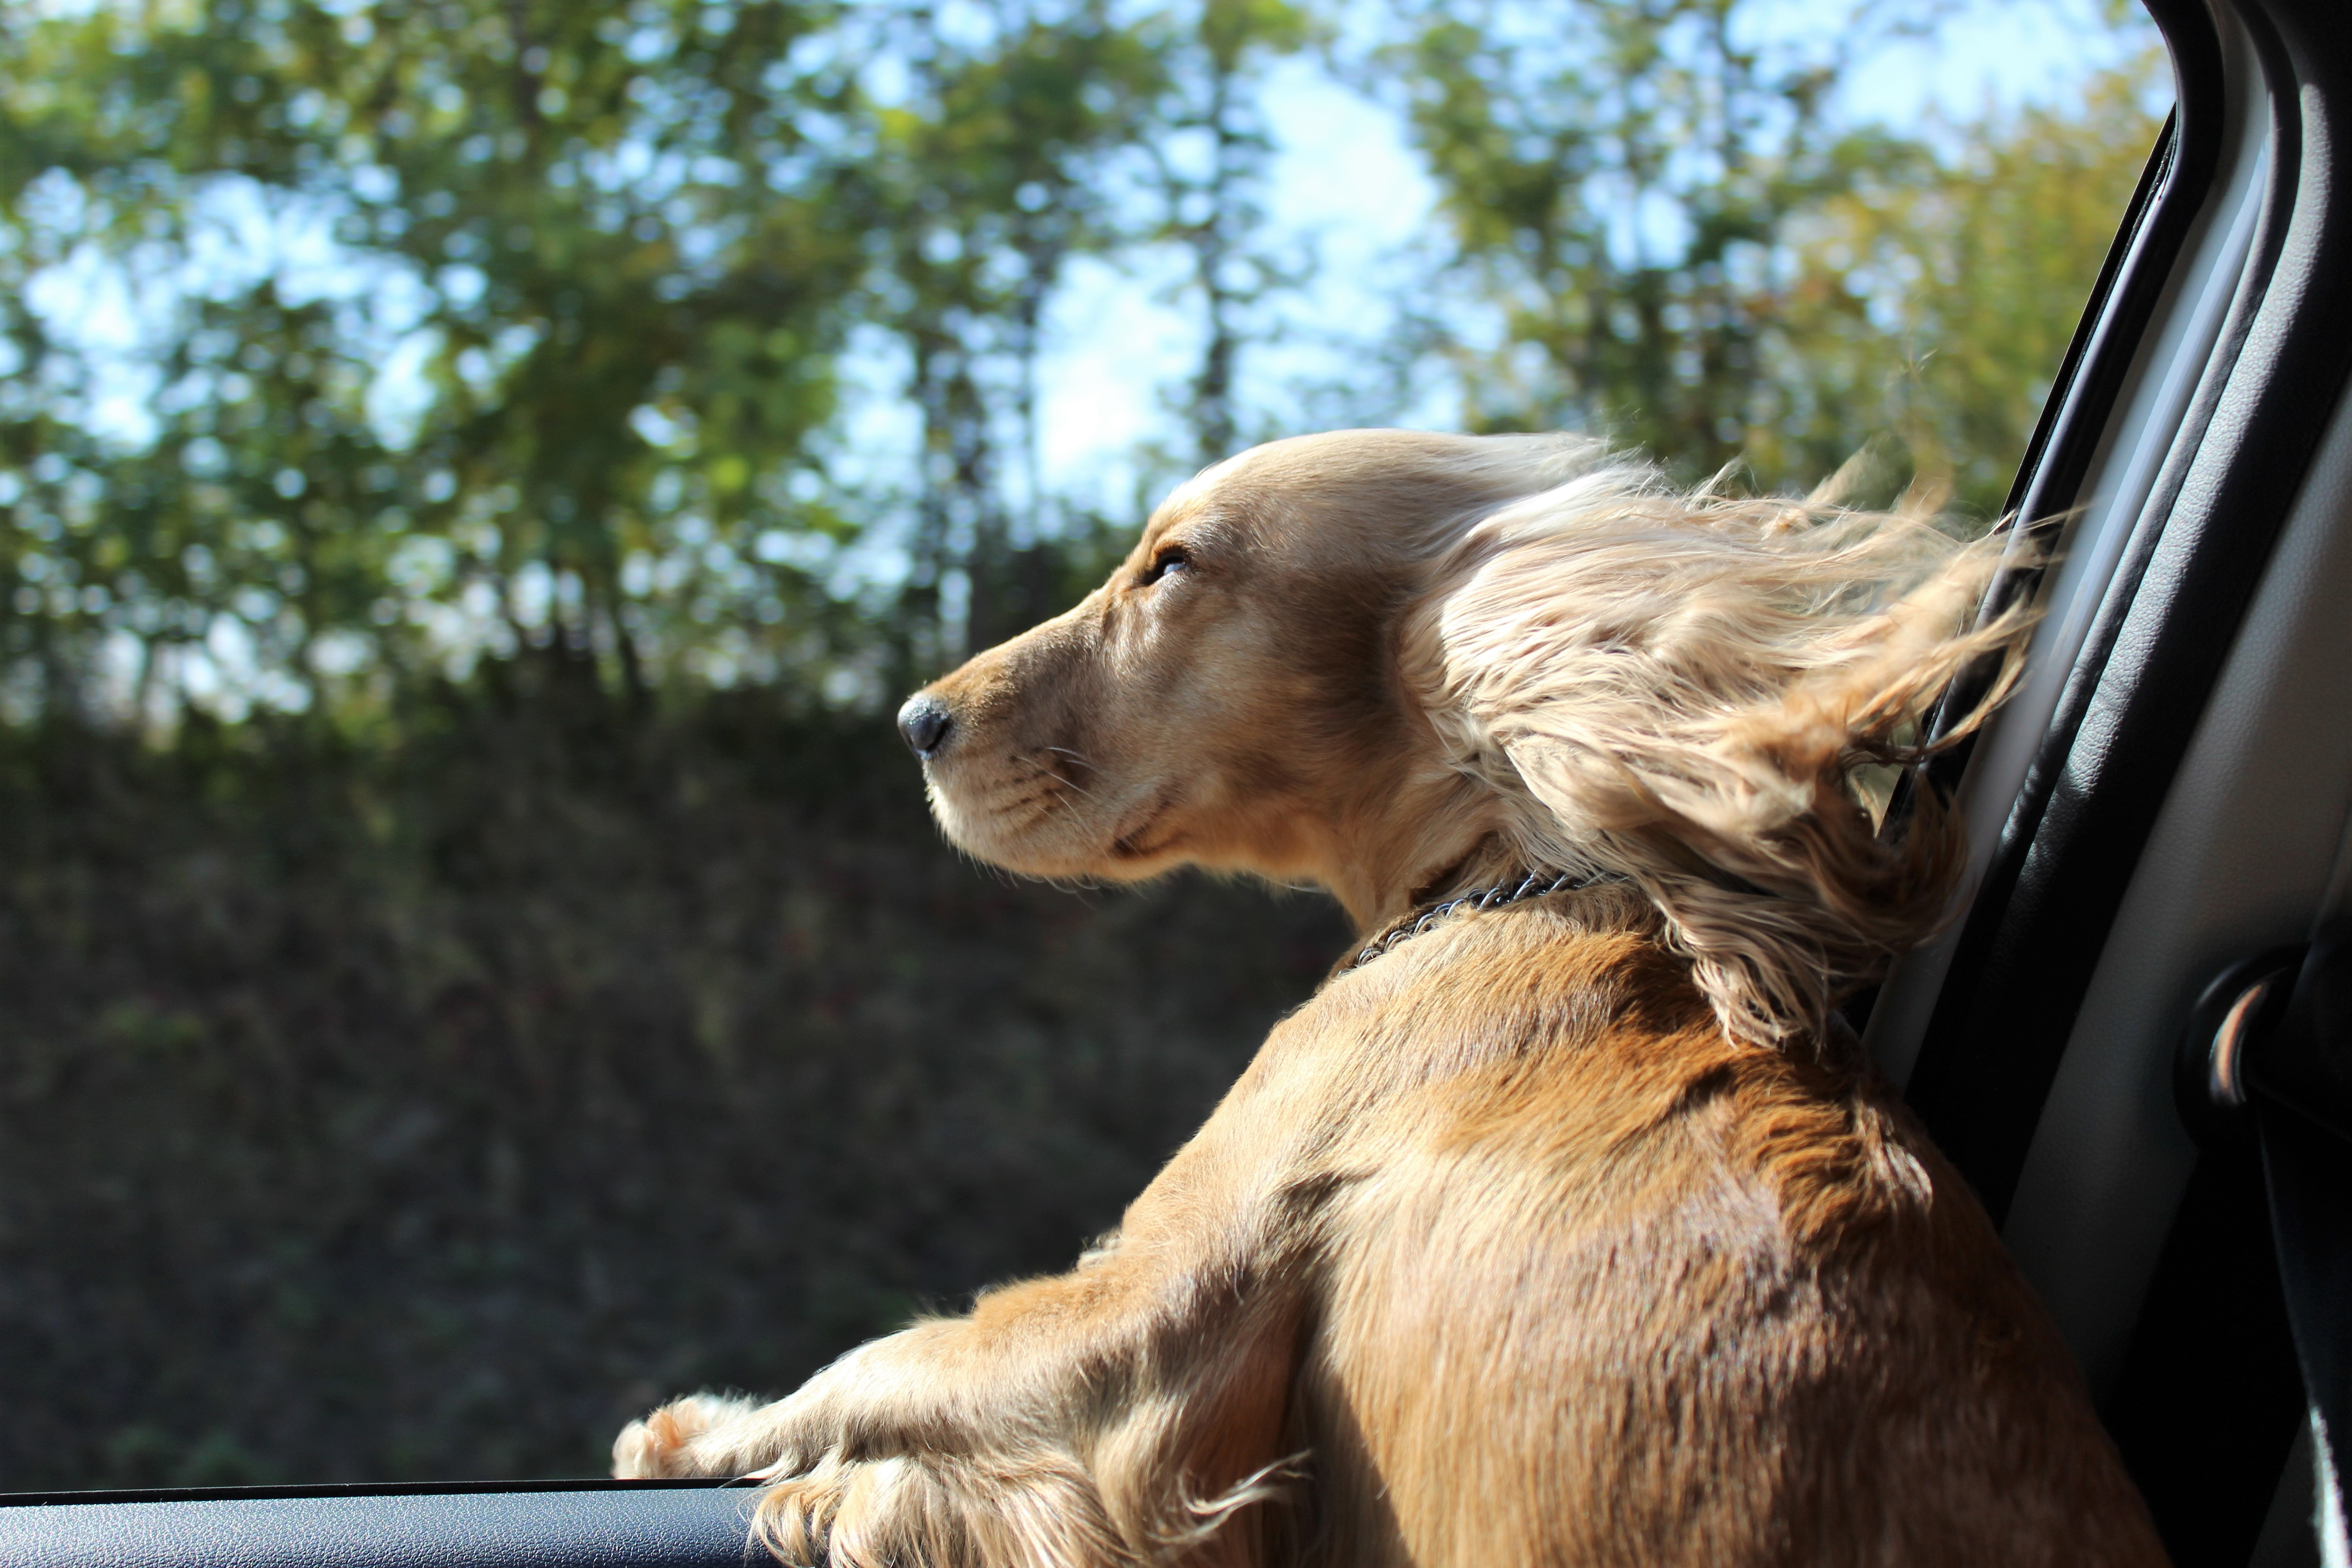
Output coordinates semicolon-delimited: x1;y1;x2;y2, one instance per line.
864;2;1181;664
2;0;877;713
0;0;1207;717
1375;0;2163;510
1764;58;2167;511
0;0;2164;727
1380;0;1884;466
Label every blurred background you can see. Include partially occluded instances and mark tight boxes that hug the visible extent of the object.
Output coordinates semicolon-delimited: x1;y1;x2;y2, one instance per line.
0;0;2163;1486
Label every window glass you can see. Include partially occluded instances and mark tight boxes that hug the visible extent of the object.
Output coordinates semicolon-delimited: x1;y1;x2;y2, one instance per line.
0;0;2168;1488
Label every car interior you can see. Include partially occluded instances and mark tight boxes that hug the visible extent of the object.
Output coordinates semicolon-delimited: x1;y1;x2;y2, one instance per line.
2;0;2348;1563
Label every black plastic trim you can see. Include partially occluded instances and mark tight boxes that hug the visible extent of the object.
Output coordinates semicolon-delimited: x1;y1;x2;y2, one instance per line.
1902;0;2223;792
2101;1126;2308;1568
2099;942;2314;1567
1905;0;2352;1227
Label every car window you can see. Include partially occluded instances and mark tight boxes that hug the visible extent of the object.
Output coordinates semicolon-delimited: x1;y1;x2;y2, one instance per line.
0;0;2169;1491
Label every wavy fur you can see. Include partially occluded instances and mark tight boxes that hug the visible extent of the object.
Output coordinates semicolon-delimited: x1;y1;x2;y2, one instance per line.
1393;451;2030;1043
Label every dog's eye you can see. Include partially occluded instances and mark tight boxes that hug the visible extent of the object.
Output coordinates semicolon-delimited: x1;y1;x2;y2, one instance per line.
1137;545;1191;587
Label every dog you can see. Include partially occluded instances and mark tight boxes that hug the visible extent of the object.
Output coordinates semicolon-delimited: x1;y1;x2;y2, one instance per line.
614;430;2167;1567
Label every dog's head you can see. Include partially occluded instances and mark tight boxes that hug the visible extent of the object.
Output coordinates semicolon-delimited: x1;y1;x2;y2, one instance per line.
900;429;2031;1045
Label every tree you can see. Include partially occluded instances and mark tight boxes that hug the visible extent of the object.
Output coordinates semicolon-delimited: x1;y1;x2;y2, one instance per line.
1375;0;1886;467
1766;59;2166;514
1373;0;2165;512
862;0;1162;668
1151;0;1314;467
0;0;2169;728
2;0;885;718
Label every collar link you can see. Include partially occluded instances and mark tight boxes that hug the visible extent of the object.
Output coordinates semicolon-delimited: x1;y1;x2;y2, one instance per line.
1344;869;1624;974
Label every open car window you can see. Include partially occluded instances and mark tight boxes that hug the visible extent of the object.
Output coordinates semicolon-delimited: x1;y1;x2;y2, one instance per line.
12;0;2352;1564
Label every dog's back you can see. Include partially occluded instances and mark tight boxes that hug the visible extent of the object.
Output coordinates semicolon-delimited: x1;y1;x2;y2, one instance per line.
1274;891;2163;1567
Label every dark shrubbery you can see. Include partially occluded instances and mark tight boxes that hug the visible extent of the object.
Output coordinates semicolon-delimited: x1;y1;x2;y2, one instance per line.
0;666;1345;1486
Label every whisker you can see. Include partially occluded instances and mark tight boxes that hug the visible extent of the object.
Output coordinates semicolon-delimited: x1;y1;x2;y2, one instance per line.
1014;753;1100;800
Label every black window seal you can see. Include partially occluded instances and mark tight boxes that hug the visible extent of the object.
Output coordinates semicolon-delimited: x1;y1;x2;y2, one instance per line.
1903;0;2352;1228
0;1478;738;1508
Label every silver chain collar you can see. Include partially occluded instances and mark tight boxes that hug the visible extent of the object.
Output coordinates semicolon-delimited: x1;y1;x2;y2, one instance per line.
1343;869;1625;973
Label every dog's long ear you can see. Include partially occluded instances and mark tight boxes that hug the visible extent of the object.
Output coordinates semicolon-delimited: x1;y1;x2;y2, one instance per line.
1400;467;2035;1048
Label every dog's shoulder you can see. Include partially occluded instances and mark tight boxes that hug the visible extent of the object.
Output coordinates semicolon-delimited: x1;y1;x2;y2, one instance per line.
1289;897;1961;1259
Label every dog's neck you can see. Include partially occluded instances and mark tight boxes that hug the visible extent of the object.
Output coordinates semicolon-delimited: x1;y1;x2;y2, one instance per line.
1318;768;1517;935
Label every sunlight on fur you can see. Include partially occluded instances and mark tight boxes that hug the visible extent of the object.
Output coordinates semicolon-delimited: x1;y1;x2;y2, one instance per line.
1393;449;2031;1045
612;431;2162;1568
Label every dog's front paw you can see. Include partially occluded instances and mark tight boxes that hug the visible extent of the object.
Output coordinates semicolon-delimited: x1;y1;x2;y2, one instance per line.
612;1391;767;1479
751;1448;1125;1568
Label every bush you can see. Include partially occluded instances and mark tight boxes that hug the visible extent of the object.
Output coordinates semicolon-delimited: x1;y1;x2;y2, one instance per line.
0;667;1345;1486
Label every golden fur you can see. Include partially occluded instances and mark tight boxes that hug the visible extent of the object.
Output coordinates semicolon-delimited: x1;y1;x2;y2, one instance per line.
613;430;2166;1567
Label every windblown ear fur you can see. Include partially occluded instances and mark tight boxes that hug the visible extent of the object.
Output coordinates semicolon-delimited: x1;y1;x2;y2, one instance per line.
1398;460;2035;1049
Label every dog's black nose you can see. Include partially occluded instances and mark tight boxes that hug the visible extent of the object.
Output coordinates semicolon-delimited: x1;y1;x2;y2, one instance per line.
897;694;953;759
